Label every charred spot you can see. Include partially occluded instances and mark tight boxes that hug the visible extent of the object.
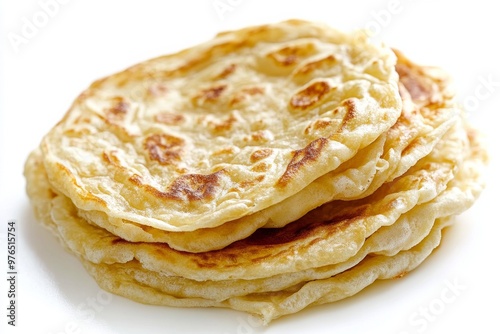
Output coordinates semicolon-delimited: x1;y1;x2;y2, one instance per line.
277;137;328;187
289;81;333;110
144;134;184;165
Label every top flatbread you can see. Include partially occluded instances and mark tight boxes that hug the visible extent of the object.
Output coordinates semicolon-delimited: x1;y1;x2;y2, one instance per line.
76;50;459;252
40;19;402;232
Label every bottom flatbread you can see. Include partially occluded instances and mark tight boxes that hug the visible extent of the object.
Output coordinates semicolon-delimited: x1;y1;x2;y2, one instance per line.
81;216;452;324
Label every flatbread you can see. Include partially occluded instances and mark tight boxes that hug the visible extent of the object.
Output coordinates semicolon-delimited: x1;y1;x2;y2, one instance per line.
40;20;402;232
77;50;459;252
79;217;458;324
23;20;488;325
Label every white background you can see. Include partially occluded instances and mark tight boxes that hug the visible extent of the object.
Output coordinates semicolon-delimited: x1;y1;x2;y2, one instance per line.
1;0;499;333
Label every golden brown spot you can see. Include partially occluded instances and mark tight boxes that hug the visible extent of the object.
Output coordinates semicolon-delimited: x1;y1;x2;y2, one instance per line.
294;55;337;76
339;99;358;131
277;137;328;187
289;81;333;110
128;171;224;202
240;175;265;189
208;114;237;133
242;87;264;95
102;151;121;166
63;128;91;137
392;271;408;279
396;64;432;102
229;95;245;106
155;112;185;125
250;148;272;163
105;97;130;123
267;43;316;67
56;162;107;206
110;99;129;115
212;147;236;157
215;64;237;79
144;134;184;165
194;84;227;104
148;83;168;97
73;115;92;124
243;131;271;145
304;119;333;135
229;86;264;106
165;171;224;201
251;162;270;172
401;137;425;158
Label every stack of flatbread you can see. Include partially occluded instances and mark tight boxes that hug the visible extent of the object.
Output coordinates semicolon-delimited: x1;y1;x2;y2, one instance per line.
25;20;487;324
